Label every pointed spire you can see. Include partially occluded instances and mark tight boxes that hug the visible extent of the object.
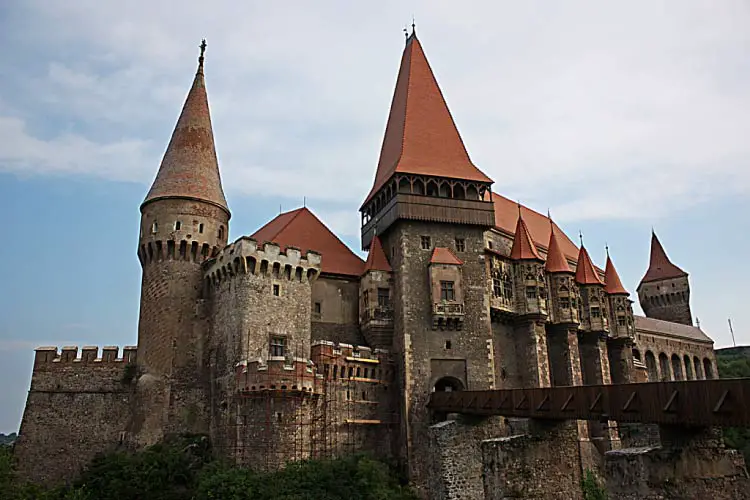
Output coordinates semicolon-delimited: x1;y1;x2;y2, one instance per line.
142;39;229;215
575;245;603;285
640;231;687;284
604;250;629;295
510;211;542;261
362;32;492;206
545;221;572;273
363;235;392;273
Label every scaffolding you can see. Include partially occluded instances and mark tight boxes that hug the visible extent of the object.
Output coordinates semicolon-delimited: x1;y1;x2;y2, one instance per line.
224;340;398;471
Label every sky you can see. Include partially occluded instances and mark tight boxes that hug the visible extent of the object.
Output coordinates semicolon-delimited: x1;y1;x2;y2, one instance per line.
1;0;749;433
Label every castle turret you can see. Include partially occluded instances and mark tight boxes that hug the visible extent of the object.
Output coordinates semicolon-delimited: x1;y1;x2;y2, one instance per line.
134;40;231;445
575;243;608;333
637;231;692;326
545;223;579;326
509;211;547;318
604;248;637;384
360;235;394;348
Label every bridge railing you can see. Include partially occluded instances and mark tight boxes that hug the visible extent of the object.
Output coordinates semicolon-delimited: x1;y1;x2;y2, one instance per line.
427;379;750;427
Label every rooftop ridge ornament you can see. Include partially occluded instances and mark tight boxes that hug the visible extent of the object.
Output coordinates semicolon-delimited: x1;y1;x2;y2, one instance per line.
198;38;207;73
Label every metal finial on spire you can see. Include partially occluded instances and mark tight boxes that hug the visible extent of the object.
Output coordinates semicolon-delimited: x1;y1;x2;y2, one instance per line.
605;243;610;257
412;16;416;36
303;196;306;208
517;200;522;218
579;230;584;246
198;39;207;73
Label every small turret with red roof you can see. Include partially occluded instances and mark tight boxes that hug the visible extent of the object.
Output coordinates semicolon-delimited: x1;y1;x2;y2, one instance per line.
544;219;579;325
604;248;635;340
575;237;609;333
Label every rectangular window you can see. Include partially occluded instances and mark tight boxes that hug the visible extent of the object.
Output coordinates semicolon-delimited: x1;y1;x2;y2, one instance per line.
269;336;286;357
503;279;513;299
455;238;465;252
363;290;369;305
488;241;493;249
591;307;601;318
492;277;502;298
377;288;390;307
421;236;431;250
273;284;280;296
617;316;627;326
560;297;570;308
314;302;321;314
440;281;455;301
526;286;537;299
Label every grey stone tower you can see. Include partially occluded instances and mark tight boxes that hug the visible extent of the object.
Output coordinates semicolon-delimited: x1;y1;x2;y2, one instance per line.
133;40;231;445
636;231;692;326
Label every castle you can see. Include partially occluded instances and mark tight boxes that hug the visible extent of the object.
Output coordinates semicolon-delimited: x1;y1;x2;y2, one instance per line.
14;31;720;494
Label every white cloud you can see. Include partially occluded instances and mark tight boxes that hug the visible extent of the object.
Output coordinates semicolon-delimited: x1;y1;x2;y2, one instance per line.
1;0;749;227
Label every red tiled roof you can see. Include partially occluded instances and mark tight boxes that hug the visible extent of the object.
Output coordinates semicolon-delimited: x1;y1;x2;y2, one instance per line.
575;246;603;285
604;254;629;295
430;247;463;265
509;212;543;261
491;192;580;264
251;208;365;277
363;235;392;273
640;232;687;285
545;225;572;273
362;34;492;206
143;54;229;214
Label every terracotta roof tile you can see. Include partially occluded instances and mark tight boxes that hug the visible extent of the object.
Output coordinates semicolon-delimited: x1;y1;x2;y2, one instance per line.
575;246;603;285
143;54;229;214
430;247;463;265
363;34;492;206
545;225;572;273
604;253;629;295
509;212;543;261
640;232;687;285
491;192;580;265
634;316;711;343
363;235;392;273
251;208;364;277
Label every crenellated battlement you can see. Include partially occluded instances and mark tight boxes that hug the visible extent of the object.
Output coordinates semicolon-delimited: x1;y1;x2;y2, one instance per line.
138;238;221;267
235;357;319;394
33;345;137;369
203;237;321;286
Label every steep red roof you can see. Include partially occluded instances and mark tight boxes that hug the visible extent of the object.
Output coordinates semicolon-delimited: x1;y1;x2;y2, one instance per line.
363;235;392;273
430;247;463;265
604;253;629;295
143;45;229;214
362;33;492;206
575;246;603;285
545;225;572;273
509;212;543;261
251;208;364;277
491;192;579;264
640;232;687;285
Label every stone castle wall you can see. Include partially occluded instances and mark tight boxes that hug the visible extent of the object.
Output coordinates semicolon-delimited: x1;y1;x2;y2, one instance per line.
14;346;136;485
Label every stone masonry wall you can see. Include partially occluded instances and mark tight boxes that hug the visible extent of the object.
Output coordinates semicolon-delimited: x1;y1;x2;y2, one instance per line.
380;220;494;495
311;275;364;346
15;346;136;485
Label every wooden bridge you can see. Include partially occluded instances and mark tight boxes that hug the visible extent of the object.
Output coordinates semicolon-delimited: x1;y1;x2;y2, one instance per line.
427;378;750;427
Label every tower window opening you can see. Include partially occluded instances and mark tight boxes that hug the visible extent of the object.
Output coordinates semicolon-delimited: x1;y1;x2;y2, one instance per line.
455;238;465;252
440;281;455;301
269;336;286;357
421;236;431;250
314;302;321;314
151;221;158;233
273;284;280;296
175;221;181;230
617;316;627;326
346;390;351;400
560;297;570;308
445;340;452;350
362;391;367;401
218;225;225;239
276;412;282;422
199;223;204;234
332;365;338;378
591;306;601;318
488;241;493;249
377;288;390;307
526;286;537;299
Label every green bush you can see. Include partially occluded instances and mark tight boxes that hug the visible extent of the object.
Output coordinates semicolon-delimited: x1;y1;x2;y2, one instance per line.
0;438;416;500
717;351;750;464
581;469;607;500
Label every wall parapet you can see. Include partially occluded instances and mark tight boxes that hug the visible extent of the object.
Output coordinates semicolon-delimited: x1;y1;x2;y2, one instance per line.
203;237;321;287
33;346;137;368
235;358;318;394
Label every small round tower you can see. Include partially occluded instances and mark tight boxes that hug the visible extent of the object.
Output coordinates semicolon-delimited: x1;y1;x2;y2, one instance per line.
134;40;230;443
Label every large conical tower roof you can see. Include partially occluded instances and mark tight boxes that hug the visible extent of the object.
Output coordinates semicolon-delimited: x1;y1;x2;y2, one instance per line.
575;245;603;285
142;40;229;215
362;30;492;207
510;210;542;261
639;231;687;285
545;223;572;273
604;250;629;295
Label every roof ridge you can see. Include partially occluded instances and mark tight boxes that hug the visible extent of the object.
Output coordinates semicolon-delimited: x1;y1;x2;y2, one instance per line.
265;207;305;242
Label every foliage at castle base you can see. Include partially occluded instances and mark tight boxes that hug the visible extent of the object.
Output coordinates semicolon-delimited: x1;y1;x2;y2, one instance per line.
1;437;416;500
717;348;750;464
0;433;17;446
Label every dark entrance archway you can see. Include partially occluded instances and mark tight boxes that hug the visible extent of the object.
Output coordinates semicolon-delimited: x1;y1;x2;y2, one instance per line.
431;377;465;423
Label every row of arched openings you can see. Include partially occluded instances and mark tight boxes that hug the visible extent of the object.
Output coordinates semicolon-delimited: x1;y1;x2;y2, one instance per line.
634;348;714;382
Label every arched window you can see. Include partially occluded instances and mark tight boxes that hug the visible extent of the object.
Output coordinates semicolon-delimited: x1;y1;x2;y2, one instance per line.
703;358;714;379
693;356;703;379
151;221;158;234
645;351;658;381
683;355;694;380
659;353;671;381
632;349;641;361
218;225;225;240
671;354;683;381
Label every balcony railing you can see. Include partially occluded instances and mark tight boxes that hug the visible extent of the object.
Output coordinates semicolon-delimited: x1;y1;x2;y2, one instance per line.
433;302;465;315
